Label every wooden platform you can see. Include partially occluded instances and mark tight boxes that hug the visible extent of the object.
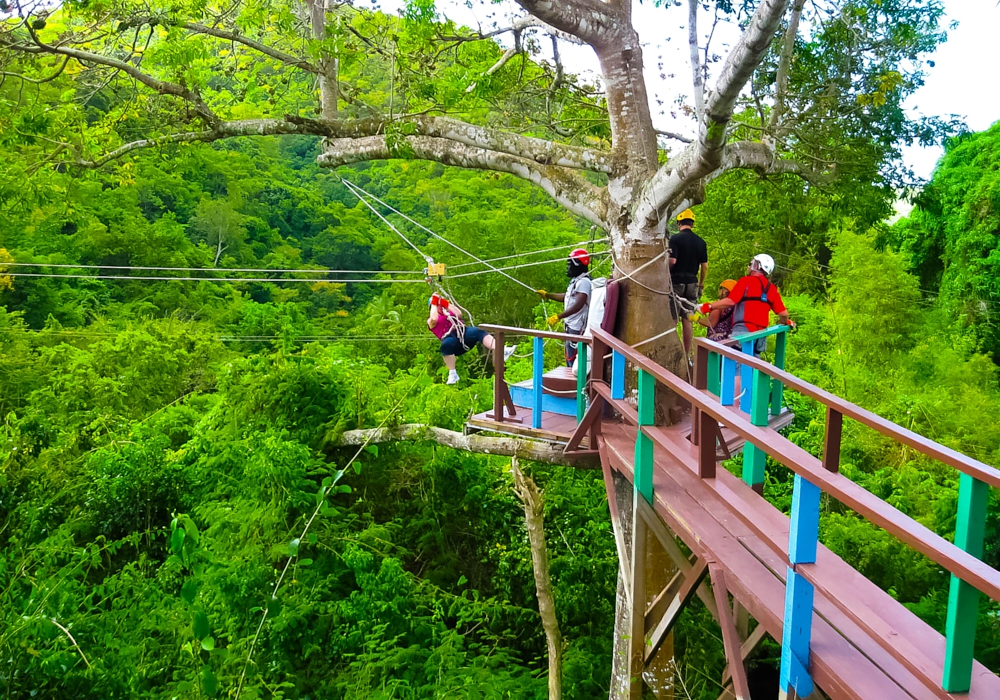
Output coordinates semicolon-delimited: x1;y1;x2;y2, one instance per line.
601;421;1000;700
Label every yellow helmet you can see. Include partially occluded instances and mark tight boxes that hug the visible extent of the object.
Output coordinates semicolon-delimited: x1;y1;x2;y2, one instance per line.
676;208;695;223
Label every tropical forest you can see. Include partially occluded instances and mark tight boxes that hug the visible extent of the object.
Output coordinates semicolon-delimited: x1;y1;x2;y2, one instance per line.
1;0;999;698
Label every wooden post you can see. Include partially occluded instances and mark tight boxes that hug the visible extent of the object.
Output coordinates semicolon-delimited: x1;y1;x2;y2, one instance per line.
707;351;722;397
532;336;544;429
628;503;648;699
634;369;655;503
739;340;754;414
822;407;843;473
695;345;709;390
492;331;505;423
942;472;989;693
780;474;820;700
577;342;588;422
771;329;788;415
698;408;717;479
741;369;771;493
721;356;737;406
611;350;626;400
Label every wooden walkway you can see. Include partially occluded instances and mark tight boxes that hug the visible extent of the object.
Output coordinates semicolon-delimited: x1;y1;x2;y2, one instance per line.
474;323;1000;699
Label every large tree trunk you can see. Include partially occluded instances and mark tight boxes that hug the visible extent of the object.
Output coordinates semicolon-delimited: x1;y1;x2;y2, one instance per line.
511;458;563;700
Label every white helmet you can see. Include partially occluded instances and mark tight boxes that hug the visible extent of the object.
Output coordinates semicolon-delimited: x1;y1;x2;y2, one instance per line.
751;254;775;276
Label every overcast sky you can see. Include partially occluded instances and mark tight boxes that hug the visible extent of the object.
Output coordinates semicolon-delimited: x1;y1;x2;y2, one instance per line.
377;0;1000;182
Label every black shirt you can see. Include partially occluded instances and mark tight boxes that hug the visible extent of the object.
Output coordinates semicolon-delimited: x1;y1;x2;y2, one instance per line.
668;229;708;284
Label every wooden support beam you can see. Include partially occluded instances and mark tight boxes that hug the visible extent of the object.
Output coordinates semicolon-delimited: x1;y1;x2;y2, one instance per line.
644;554;696;629
708;562;752;700
576;342;589;422
637;499;719;622
599;443;631;606
565;393;604;453
492;331;505;423
611;350;626;400
628;496;648;699
644;558;709;664
698;408;718;478
722;623;768;686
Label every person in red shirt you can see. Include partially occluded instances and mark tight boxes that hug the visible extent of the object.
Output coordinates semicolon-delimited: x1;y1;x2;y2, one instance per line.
428;294;514;384
699;254;794;355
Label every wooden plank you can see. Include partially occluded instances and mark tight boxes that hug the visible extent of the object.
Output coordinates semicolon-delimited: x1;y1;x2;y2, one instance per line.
644;558;709;664
789;475;821;565
698;409;717;478
611;350;626;400
709;563;752;700
739;340;754;414
480;323;594;344
576;342;588;422
721;355;737;406
692;335;1000;489
772;330;788;415
943;473;989;693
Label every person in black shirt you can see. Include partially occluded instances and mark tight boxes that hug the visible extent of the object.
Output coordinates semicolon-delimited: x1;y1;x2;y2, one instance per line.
668;208;708;356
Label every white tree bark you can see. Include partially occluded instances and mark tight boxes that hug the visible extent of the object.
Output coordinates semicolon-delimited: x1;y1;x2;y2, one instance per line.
332;424;600;468
511;458;563;700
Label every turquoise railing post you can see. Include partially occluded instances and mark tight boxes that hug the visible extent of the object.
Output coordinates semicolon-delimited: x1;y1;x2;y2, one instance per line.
741;369;771;492
707;351;721;397
739;340;754;414
611;351;625;400
780;474;820;699
942;472;989;692
634;369;655;502
721;356;737;406
771;328;788;416
532;337;544;429
576;342;588;422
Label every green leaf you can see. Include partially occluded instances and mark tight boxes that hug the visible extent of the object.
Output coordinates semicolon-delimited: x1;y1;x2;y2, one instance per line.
457;574;467;586
307;533;318;545
180;579;199;605
201;665;219;698
298;558;313;567
288;538;300;557
201;636;215;651
170;527;185;555
193;610;210;640
364;444;378;457
266;596;282;618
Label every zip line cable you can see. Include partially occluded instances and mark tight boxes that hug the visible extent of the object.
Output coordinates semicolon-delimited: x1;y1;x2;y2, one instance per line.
0;327;438;343
447;239;610;270
1;262;424;275
340;179;434;265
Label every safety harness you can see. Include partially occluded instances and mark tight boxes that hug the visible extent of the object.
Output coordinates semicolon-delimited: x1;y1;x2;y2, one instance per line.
734;276;773;331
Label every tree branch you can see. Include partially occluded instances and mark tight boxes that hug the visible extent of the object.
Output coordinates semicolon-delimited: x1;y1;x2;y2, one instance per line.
634;0;792;224
317;133;609;227
768;0;805;137
512;0;622;47
333;424;599;468
707;140;833;185
180;22;320;73
687;0;705;124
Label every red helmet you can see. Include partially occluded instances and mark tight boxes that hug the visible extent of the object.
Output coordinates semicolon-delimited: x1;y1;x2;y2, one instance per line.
569;248;590;266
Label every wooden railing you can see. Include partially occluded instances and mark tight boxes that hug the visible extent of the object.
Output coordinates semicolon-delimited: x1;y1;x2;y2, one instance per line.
589;326;1000;698
479;325;593;432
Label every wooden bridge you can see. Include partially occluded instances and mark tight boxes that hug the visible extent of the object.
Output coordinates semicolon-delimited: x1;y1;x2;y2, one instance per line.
471;323;1000;700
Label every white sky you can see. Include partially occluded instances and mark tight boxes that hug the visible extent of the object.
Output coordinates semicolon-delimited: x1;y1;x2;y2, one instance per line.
378;0;1000;182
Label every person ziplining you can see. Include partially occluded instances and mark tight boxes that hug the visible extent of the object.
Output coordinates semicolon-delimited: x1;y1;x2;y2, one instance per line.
428;293;515;384
535;249;592;366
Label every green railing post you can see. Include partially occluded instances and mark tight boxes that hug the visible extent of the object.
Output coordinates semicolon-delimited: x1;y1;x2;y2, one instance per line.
943;473;989;692
635;369;655;502
741;368;771;492
707;351;721;397
576;342;588;422
771;329;788;416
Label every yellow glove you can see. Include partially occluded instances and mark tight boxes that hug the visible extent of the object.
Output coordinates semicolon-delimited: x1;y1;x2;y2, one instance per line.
536;289;548;298
547;314;560;327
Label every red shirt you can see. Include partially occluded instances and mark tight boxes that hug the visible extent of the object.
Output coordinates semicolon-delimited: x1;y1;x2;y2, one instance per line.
730;273;785;331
